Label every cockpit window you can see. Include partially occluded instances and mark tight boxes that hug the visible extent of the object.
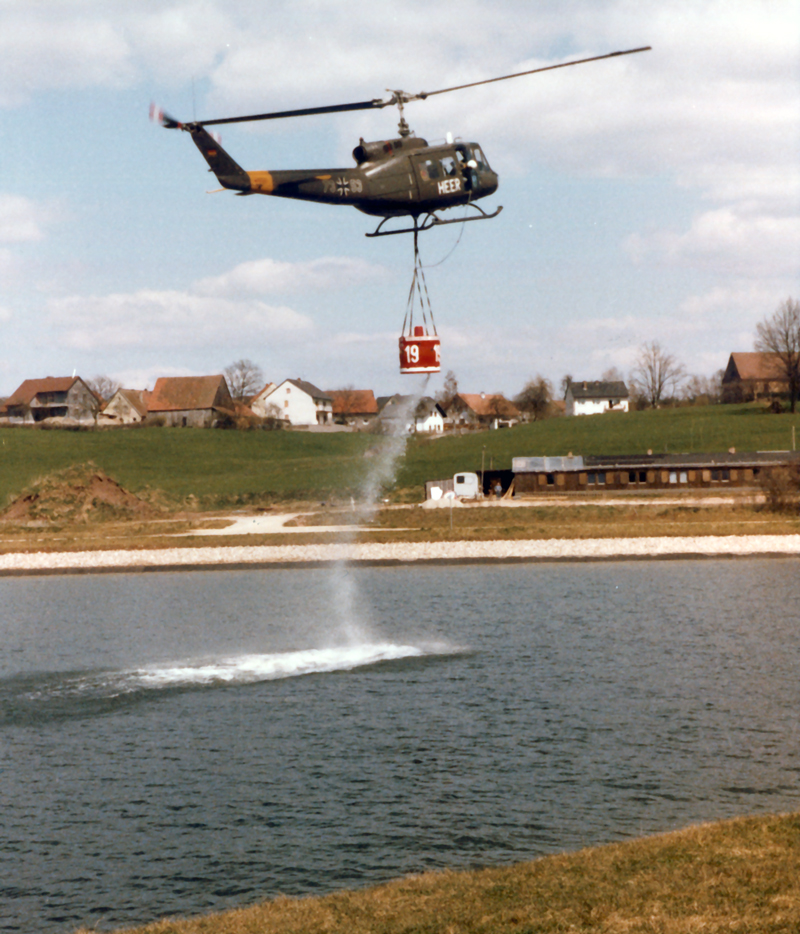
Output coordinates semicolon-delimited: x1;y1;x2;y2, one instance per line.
456;144;489;172
472;147;488;171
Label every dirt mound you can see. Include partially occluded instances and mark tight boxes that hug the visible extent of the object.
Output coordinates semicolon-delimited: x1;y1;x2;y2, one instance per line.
2;463;157;524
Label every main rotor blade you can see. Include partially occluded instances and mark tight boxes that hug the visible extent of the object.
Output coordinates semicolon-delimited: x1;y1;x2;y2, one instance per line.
196;98;387;127
175;46;650;130
419;46;651;99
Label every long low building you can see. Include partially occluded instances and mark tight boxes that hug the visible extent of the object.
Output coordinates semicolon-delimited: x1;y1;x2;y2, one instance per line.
512;451;800;494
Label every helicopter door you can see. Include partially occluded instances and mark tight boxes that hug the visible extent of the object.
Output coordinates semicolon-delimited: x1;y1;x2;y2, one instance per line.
455;145;479;191
412;154;463;202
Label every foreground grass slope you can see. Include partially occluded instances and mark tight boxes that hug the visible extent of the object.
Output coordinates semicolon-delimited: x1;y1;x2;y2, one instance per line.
2;404;798;507
76;812;800;934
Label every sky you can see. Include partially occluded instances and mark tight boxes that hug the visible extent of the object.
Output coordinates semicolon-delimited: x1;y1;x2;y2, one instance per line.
1;0;799;399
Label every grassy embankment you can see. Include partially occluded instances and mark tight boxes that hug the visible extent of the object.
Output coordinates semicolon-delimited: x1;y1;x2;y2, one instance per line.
75;812;800;934
2;403;799;509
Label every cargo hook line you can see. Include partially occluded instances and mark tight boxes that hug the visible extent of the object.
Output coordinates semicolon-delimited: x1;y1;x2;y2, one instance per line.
401;228;438;338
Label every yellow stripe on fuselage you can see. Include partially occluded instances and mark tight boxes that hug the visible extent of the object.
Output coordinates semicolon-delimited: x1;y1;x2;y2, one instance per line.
247;171;274;193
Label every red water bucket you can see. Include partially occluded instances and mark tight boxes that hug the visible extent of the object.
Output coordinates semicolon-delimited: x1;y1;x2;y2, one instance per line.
399;325;440;374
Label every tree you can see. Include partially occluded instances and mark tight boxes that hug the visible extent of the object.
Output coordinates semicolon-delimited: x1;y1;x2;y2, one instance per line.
436;370;459;410
514;375;553;421
629;341;685;408
601;366;625;384
682;370;725;405
224;359;265;403
82;375;119;423
87;375;119;403
559;374;573;399
755;297;800;413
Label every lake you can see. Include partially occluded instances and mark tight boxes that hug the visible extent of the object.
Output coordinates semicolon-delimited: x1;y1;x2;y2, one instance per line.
1;558;799;932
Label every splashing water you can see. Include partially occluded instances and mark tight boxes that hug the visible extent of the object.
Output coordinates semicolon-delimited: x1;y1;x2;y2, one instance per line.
358;375;430;520
324;377;430;646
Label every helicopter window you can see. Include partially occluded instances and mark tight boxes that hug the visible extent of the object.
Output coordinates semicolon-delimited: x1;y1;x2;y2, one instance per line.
422;159;441;180
472;147;488;170
440;156;458;177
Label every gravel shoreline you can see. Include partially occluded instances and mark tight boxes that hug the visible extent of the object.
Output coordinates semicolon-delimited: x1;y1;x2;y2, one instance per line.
1;535;800;575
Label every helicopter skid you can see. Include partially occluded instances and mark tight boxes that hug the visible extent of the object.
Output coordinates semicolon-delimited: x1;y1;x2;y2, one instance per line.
366;204;503;237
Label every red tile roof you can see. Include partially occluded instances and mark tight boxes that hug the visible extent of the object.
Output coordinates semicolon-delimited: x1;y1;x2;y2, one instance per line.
728;352;786;381
3;377;80;407
327;389;378;416
455;393;520;418
147;376;230;412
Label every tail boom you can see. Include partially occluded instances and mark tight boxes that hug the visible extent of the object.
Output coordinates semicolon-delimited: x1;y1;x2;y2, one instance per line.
187;125;251;192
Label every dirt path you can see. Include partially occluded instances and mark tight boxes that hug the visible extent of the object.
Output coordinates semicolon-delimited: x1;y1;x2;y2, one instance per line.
1;534;799;575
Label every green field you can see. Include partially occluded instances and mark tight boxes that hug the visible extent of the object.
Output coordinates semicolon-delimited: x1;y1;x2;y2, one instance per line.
1;403;798;508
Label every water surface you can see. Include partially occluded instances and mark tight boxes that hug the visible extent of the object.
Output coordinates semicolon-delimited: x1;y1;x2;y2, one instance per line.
1;559;799;932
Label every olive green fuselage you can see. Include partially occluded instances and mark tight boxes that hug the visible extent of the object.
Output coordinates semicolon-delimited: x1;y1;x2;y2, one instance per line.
189;126;498;219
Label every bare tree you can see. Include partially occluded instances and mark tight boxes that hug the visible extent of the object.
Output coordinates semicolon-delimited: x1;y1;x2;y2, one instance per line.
559;374;573;399
683;370;725;405
601;366;625;383
87;375;119;402
629;341;685;408
436;370;459;410
224;359;265;403
755;297;800;413
514;375;553;421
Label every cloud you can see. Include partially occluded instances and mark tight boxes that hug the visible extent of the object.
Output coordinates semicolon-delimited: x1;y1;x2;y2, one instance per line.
48;287;312;352
0;194;53;243
194;256;389;296
626;209;800;278
0;9;133;105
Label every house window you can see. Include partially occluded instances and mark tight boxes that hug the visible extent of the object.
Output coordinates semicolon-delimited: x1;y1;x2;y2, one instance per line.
546;473;555;486
587;472;606;486
628;470;636;483
669;471;678;484
679;472;688;484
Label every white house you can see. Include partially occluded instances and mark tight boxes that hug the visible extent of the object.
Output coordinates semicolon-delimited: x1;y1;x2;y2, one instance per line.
565;380;629;416
375;395;446;434
414;396;446;433
263;379;333;426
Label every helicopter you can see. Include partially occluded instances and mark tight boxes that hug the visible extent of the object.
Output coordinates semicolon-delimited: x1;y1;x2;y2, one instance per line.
155;46;650;237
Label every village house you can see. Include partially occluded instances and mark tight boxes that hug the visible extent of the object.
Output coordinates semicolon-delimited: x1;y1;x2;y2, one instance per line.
721;352;789;401
446;392;520;429
565;380;629;416
261;379;333;426
99;389;151;426
0;376;100;424
248;381;278;418
413;396;446;432
376;395;447;433
327;389;378;427
146;375;235;427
